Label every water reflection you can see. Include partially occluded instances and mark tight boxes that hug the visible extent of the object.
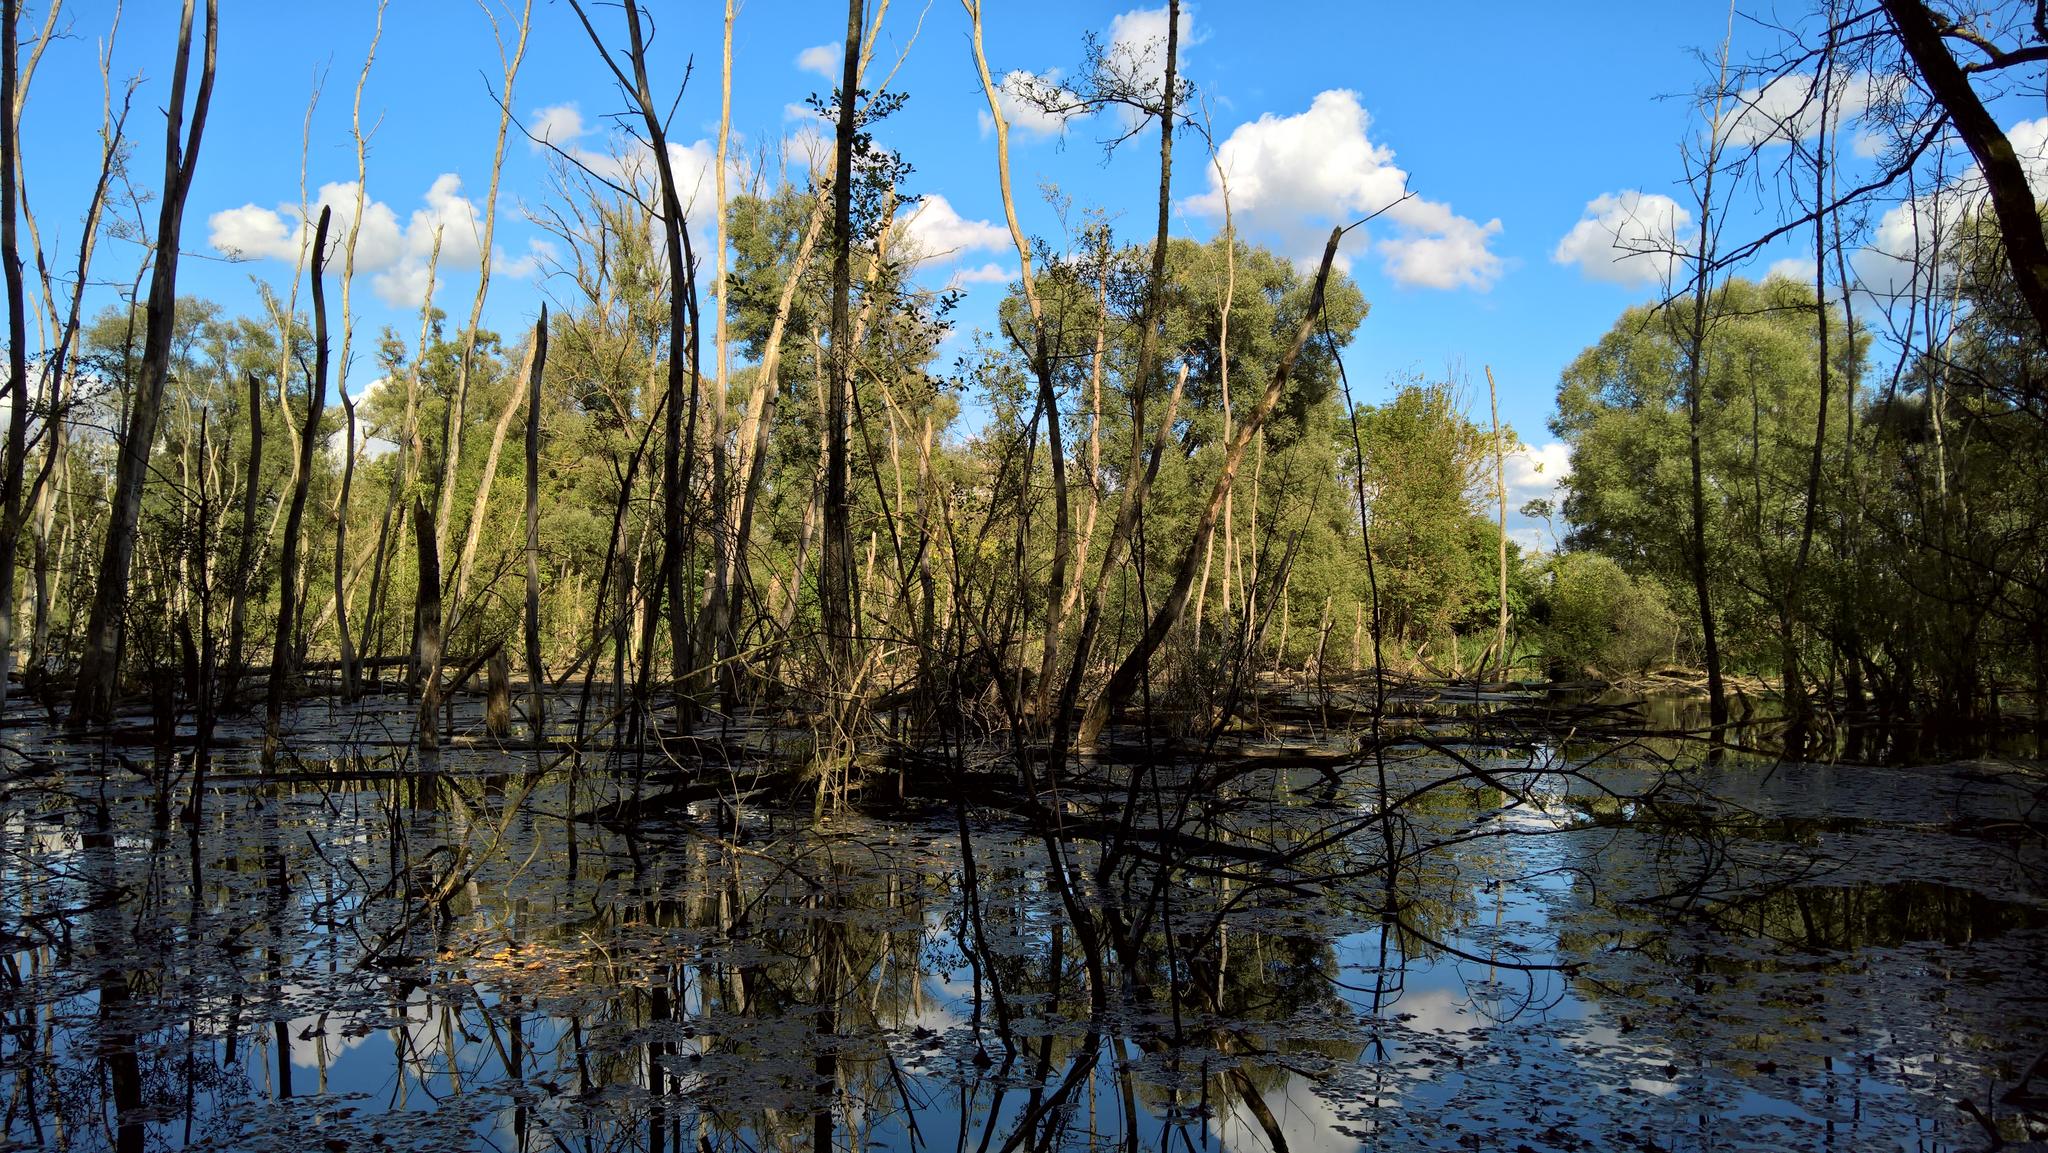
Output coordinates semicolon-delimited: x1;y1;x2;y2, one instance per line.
0;705;2042;1152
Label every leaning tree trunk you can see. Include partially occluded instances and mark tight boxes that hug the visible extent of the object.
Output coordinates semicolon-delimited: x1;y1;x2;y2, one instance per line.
70;0;217;726
265;206;332;759
1079;229;1340;747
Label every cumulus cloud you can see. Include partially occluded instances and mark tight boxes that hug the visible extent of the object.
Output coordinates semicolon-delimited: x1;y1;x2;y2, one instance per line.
1552;191;1692;287
1723;71;1874;149
1853;116;2048;298
1505;440;1571;552
897;194;1009;265
946;262;1014;289
990;69;1086;137
1104;5;1196;96
530;102;585;149
207;174;548;308
795;43;839;80
1188;89;1504;290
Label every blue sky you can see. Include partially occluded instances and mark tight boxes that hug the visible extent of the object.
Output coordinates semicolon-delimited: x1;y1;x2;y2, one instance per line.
19;2;1890;544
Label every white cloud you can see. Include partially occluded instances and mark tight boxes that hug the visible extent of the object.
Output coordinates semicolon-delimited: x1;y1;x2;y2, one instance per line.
1765;256;1812;282
1552;191;1692;287
994;69;1085;137
1188;90;1504;290
1105;5;1196;96
1504;439;1570;552
946;262;1013;288
1852;116;2048;299
795;43;839;81
1505;440;1570;508
207;174;544;308
1723;72;1873;149
897;194;1009;265
530;103;585;150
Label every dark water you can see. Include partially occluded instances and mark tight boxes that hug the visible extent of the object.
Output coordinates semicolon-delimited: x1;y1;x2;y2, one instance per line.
1;698;2044;1152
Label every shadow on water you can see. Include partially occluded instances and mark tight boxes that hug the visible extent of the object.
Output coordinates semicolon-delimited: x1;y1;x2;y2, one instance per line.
0;690;2043;1152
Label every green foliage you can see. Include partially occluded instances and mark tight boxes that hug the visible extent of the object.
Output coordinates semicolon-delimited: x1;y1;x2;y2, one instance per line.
1527;552;1678;679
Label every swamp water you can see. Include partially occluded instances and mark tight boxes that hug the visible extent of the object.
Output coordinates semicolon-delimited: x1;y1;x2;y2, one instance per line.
0;698;2043;1152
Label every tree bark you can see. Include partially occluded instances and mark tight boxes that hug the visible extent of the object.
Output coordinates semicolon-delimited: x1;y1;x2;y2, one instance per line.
0;0;25;719
414;497;442;749
821;0;866;684
524;307;546;737
265;206;332;758
71;0;216;726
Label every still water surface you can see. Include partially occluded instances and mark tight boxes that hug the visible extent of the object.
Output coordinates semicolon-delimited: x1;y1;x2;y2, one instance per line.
1;703;2042;1152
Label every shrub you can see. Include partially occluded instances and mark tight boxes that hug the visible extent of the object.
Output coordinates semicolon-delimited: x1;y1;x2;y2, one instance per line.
1529;553;1678;680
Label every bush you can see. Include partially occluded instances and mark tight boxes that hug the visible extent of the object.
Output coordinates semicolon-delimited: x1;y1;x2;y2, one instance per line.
1529;553;1678;680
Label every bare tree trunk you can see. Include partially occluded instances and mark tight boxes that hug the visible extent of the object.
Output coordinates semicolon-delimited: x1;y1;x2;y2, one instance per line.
1486;365;1507;680
485;647;510;738
1679;9;1735;736
27;54;123;679
71;0;216;725
695;0;738;700
0;0;26;718
265;206;332;759
524;308;546;737
446;337;538;637
364;230;441;673
327;0;385;703
1782;42;1842;758
433;0;530;566
334;389;359;699
1062;263;1108;620
1881;0;2048;344
1079;229;1341;745
820;0;865;685
222;372;262;707
967;0;1070;727
414;497;441;749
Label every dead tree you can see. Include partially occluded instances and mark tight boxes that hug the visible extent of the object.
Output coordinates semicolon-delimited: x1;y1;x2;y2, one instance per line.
414;497;442;749
265;205;332;757
70;0;217;725
221;372;262;708
524;307;546;736
820;0;864;685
